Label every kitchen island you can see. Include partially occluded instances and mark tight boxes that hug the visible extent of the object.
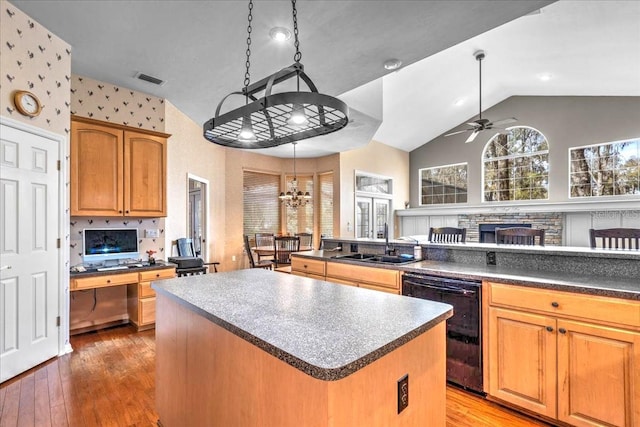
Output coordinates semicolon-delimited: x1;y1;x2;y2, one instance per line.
152;269;453;427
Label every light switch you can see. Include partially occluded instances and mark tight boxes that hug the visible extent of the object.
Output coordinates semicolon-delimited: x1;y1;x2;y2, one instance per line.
145;229;160;238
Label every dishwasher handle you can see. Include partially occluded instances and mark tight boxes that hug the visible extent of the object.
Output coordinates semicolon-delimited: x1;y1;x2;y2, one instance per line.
403;280;476;296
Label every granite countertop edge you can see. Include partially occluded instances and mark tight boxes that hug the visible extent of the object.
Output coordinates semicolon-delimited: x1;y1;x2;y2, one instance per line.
153;284;452;381
292;251;640;300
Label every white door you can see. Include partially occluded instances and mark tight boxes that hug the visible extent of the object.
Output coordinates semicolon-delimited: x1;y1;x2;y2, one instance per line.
356;197;391;239
1;122;60;382
355;197;371;238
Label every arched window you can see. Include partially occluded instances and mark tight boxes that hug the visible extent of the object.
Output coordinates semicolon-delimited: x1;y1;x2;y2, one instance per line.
483;126;549;202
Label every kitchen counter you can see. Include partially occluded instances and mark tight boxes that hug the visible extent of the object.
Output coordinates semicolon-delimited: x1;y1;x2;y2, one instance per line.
153;269;453;426
293;250;640;300
70;260;175;278
152;269;452;380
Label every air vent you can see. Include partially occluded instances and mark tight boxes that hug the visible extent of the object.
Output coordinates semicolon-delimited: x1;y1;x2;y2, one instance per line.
135;72;165;86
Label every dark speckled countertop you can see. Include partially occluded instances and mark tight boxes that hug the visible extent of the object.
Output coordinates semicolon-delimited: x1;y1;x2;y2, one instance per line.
293;250;640;300
152;269;452;381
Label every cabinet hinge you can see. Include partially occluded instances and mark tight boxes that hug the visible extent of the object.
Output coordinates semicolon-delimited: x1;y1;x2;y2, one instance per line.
57;238;61;248
57;160;61;171
56;316;61;327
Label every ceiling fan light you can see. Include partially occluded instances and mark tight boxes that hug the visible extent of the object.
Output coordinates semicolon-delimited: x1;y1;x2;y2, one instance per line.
286;104;308;127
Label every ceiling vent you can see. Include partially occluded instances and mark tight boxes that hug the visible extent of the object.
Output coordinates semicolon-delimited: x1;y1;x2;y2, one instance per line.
135;72;165;86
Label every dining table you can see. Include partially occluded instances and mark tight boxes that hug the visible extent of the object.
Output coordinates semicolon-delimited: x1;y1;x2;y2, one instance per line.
253;245;313;261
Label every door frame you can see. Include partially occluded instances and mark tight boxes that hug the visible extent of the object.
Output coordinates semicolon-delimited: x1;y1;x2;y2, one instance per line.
187;173;209;261
0;116;71;357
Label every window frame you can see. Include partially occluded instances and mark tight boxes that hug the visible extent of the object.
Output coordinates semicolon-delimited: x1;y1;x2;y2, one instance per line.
418;162;468;206
481;126;550;203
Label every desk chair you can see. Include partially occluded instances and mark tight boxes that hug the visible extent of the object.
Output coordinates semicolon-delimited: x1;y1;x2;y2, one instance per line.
495;227;545;246
295;232;313;250
174;237;220;276
273;236;300;272
589;228;640;250
428;227;467;243
243;235;273;269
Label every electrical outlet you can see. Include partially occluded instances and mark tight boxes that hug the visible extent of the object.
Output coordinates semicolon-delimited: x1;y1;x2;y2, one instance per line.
145;229;160;238
486;251;496;266
231;255;236;261
397;374;409;414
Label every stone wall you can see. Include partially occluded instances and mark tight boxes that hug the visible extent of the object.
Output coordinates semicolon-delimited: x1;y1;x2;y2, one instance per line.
458;212;563;245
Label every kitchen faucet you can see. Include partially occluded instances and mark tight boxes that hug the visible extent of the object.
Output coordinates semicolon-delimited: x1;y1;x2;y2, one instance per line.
384;223;395;255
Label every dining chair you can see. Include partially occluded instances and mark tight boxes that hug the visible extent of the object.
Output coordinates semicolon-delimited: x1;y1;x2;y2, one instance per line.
428;227;467;243
495;227;545;246
295;232;313;250
589;228;640;250
175;237;220;275
243;235;273;269
254;233;275;261
273;236;300;272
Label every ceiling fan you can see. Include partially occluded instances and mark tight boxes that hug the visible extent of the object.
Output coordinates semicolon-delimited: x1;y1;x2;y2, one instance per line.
445;50;517;143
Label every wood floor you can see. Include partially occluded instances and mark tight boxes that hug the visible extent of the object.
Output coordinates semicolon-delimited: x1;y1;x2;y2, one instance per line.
0;325;553;427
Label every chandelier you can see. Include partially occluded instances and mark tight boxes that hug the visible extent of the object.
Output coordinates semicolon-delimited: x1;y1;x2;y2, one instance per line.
203;0;349;149
279;142;311;208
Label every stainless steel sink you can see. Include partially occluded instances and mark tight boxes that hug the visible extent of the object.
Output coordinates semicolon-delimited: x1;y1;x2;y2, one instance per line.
331;253;416;265
331;253;376;260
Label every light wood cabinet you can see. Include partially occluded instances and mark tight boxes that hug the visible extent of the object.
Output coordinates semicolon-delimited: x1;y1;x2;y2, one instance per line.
71;116;169;217
127;268;176;331
486;281;640;427
291;257;326;278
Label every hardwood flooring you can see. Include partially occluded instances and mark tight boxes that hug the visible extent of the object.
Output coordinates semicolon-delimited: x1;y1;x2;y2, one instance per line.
1;325;553;427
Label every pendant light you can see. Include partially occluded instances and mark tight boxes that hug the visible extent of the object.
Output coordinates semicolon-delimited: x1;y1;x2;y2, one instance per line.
279;142;311;208
204;0;349;149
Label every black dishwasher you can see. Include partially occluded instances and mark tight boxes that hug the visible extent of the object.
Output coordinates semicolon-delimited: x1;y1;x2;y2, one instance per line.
402;273;483;394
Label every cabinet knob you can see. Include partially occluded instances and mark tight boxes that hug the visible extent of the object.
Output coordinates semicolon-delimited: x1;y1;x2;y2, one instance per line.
156;273;160;277
118;210;123;213
546;326;554;332
304;264;308;268
551;301;559;308
558;328;567;334
125;210;129;214
106;279;111;283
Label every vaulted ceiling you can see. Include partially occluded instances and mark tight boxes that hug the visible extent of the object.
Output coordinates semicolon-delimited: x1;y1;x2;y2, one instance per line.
12;1;640;157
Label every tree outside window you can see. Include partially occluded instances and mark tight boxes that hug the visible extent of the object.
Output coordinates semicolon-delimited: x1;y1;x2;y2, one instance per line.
419;163;468;205
570;138;640;197
483;127;549;202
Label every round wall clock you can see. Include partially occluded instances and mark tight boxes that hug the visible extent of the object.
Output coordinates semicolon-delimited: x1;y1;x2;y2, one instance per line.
13;90;42;117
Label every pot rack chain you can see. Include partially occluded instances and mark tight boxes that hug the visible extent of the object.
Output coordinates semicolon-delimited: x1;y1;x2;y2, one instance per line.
244;0;254;93
291;0;301;63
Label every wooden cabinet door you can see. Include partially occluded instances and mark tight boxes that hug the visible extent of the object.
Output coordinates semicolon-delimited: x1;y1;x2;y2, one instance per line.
488;307;557;419
124;131;167;217
557;320;640;427
71;121;124;216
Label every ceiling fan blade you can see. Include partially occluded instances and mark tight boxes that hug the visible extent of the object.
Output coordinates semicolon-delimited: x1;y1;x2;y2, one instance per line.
466;122;482;127
465;130;480;143
491;117;517;127
444;129;471;137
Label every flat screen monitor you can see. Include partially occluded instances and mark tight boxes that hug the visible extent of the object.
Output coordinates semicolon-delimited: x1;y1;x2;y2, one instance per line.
83;228;139;265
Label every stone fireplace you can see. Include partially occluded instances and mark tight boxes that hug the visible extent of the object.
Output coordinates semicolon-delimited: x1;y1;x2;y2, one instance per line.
459;213;563;245
478;223;531;243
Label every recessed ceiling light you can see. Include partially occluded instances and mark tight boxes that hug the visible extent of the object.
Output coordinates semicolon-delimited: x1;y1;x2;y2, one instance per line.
454;98;466;107
538;73;553;81
269;27;291;42
383;58;402;70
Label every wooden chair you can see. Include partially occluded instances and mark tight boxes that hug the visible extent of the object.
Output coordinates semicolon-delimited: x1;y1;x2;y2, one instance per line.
254;233;275;261
273;236;300;272
175;237;220;275
243;235;273;269
495;227;545;246
295;232;313;250
428;227;467;243
589;228;640;250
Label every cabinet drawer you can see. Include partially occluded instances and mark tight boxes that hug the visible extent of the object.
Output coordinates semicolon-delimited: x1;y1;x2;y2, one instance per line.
139;282;155;298
139;297;156;325
489;281;640;329
139;268;175;282
72;272;138;290
291;258;325;276
326;262;399;290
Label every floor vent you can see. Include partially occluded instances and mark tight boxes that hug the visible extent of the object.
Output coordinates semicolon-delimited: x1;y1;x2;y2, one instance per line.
135;72;165;86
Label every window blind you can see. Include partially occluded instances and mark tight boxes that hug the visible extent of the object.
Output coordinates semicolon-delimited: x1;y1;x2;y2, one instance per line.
243;171;280;235
318;172;333;238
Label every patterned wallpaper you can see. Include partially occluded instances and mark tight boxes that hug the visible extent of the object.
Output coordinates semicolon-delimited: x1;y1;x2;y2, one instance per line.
71;74;165;132
70;217;167;267
0;0;71;137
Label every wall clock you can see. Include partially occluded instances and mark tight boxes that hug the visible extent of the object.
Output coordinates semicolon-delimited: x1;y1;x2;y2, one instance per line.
13;90;42;117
